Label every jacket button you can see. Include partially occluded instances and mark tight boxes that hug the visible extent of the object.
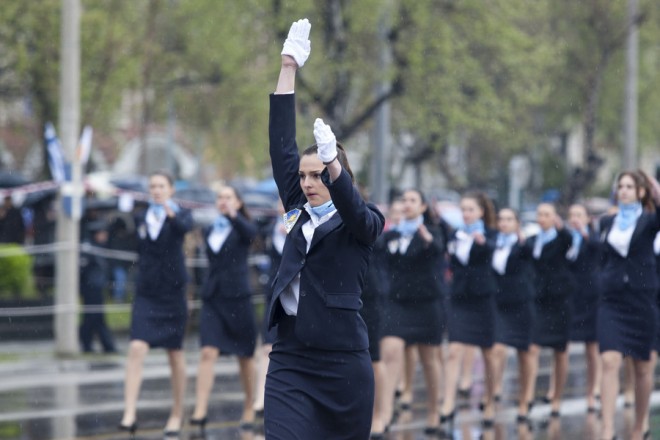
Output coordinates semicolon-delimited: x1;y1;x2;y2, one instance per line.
300;291;306;297
300;258;305;265
623;274;629;283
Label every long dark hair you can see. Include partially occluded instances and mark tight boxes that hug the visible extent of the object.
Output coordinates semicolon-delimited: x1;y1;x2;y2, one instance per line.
462;191;496;229
220;185;251;220
302;142;355;182
402;188;439;226
149;169;174;186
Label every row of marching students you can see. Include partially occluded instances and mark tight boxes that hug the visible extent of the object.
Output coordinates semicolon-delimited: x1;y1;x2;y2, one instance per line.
368;169;660;440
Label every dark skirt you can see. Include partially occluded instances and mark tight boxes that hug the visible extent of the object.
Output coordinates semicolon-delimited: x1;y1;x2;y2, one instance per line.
531;296;572;351
447;295;495;348
264;315;374;440
130;292;187;349
360;295;382;361
570;293;599;342
598;286;656;361
494;300;533;351
381;297;444;345
200;295;257;357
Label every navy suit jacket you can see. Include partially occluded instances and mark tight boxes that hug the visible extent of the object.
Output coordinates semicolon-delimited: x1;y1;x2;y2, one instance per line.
493;242;535;304
599;205;660;293
449;228;498;298
200;214;257;299
135;208;193;298
267;93;385;351
525;228;575;300
567;228;601;299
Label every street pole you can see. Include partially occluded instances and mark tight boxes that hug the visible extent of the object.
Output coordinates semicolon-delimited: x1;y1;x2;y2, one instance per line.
623;0;639;169
54;0;81;356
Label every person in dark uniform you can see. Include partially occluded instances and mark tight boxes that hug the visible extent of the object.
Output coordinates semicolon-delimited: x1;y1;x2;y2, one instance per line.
598;170;660;440
526;203;574;418
379;189;446;434
253;199;285;418
0;195;25;244
78;220;116;353
489;208;535;423
264;18;385;440
442;192;498;428
190;185;258;431
566;203;601;413
119;170;193;437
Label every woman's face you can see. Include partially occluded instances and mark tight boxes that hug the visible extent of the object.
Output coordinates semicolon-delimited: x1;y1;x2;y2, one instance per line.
149;174;174;204
497;209;518;234
460;197;483;226
568;204;588;230
401;190;427;220
616;174;639;205
216;187;241;215
536;203;556;231
299;154;331;207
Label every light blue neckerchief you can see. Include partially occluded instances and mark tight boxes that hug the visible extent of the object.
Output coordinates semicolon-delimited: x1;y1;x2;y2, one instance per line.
615;202;642;230
213;215;230;232
496;232;518;249
309;200;336;219
461;219;485;235
569;228;583;250
533;227;557;258
148;199;180;218
395;215;423;237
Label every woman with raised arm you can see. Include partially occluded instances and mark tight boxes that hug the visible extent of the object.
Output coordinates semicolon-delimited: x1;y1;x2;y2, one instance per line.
190;185;258;433
119;170;193;437
264;19;385;439
598;170;660;440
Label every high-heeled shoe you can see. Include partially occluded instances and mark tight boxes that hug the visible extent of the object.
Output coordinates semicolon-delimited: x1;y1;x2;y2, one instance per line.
190;416;208;431
457;386;472;399
440;410;455;424
481;418;495;429
118;421;138;435
163;428;180;438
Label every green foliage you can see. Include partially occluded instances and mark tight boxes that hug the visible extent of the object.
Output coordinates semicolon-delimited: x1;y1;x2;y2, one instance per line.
0;245;36;300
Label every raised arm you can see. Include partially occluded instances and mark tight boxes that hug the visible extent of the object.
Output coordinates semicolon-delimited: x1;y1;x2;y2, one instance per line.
275;19;310;94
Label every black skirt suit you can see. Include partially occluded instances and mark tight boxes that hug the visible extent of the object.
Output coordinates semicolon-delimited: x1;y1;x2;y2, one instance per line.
568;229;601;343
199;215;258;357
261;219;284;346
381;226;446;345
131;208;193;349
447;229;498;348
361;235;388;361
492;243;535;351
527;229;575;351
264;93;385;440
598;207;660;360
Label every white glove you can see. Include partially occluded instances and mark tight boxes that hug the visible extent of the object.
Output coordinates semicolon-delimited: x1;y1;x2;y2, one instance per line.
281;19;311;67
314;118;337;164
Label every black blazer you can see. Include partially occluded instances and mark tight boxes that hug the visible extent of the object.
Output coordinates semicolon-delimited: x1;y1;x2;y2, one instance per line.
135;208;193;298
200;214;257;299
567;228;601;299
267;93;385;351
525;228;574;299
599;205;660;293
449;228;498;298
362;235;388;301
383;225;445;302
492;242;535;304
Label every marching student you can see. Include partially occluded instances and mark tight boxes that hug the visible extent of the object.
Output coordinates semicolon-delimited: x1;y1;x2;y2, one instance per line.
190;185;258;431
119;170;193;437
264;18;385;439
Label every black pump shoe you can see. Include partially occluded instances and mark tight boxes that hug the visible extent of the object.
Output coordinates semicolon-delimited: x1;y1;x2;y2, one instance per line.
118;421;138;435
190;416;208;431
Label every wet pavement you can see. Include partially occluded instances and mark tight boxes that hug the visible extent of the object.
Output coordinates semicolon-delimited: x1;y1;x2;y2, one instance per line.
1;336;660;439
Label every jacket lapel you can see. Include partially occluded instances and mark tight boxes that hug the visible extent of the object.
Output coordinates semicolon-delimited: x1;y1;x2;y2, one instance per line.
629;212;650;246
308;213;343;252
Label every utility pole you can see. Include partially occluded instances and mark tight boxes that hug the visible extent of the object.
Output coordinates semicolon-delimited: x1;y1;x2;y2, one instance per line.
623;0;639;169
54;0;81;356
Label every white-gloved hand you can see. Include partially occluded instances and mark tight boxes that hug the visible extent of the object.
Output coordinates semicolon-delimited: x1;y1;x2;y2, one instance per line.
281;19;311;68
314;118;338;164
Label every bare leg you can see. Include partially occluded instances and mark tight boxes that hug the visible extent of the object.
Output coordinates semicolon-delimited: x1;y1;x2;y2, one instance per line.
631;357;654;440
418;344;441;428
550;349;568;414
585;342;601;409
371;361;386;434
441;343;465;416
120;340;149;426
401;345;417;406
253;343;272;412
517;349;533;416
165;349;186;432
458;345;475;392
623;356;635;407
491;343;508;401
436;344;445;405
525;344;540;407
379;336;405;427
238;356;256;423
641;351;656;436
481;346;497;421
192;346;220;420
600;350;623;440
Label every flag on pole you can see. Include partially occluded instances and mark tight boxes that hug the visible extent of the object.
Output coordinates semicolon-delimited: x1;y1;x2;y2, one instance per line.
78;125;93;166
44;122;66;183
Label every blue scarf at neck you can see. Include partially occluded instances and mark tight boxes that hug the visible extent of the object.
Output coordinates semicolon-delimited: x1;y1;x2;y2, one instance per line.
309;200;336;219
496;232;518;249
149;199;179;218
213;215;230;232
615;202;642;230
396;215;423;237
462;219;485;235
569;228;583;250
